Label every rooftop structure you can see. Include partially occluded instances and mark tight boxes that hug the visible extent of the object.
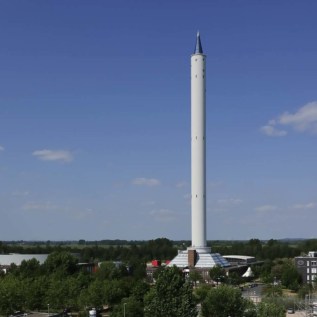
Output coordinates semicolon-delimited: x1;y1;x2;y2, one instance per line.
223;255;256;265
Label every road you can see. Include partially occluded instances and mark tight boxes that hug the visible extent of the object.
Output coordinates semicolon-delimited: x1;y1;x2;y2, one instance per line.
242;284;264;303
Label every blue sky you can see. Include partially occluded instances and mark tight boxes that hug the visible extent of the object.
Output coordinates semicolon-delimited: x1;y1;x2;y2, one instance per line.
1;1;317;241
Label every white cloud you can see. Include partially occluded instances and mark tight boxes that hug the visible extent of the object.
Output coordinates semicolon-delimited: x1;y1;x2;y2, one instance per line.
279;101;317;133
72;208;94;220
183;193;191;200
176;181;188;188
22;201;72;215
22;201;59;211
32;149;73;162
141;200;156;206
209;181;224;189
132;178;160;186
12;191;30;197
0;145;4;151
217;198;243;205
261;101;317;137
149;208;176;222
292;202;316;209
255;205;279;212
260;125;287;137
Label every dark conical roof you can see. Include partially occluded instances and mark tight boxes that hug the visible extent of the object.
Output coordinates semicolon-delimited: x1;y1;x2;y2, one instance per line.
194;31;203;54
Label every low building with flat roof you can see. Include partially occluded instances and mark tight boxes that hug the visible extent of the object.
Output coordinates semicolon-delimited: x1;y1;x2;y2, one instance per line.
223;255;256;266
0;253;49;267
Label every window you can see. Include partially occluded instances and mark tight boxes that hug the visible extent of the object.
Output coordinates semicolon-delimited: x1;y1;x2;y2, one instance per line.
307;268;310;273
312;268;317;274
312;261;317;266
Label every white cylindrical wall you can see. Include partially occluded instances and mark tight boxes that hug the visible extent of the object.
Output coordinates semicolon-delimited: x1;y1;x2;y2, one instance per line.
191;53;206;248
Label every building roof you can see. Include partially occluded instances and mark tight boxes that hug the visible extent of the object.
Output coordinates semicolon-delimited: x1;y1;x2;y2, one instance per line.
0;254;49;266
223;255;256;261
168;249;230;268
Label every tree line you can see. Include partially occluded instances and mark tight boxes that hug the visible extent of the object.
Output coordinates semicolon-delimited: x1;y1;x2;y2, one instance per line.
2;238;317;263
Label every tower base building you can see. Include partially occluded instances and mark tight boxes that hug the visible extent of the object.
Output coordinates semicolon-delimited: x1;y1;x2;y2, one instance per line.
168;247;229;269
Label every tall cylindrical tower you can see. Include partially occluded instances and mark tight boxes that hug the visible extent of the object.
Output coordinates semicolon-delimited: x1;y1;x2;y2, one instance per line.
191;32;207;249
167;33;230;268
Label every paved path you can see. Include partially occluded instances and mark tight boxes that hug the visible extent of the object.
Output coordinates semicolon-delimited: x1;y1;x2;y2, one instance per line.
287;310;307;317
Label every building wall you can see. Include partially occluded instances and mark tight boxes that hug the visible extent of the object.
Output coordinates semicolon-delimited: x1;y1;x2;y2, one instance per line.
295;253;317;284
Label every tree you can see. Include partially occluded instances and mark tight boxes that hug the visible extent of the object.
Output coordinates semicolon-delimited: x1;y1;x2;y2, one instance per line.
297;283;313;299
209;265;226;284
24;276;48;310
143;238;177;260
194;284;212;303
44;251;78;276
128;258;146;280
280;260;301;291
96;262;121;280
78;239;86;245
189;270;203;286
46;278;69;309
111;298;144;317
19;258;42;279
104;279;131;306
0;275;25;315
257;301;285;317
110;281;149;317
144;266;197;317
86;279;105;307
228;271;243;286
201;285;252;317
247;239;262;257
262;283;283;297
130;281;150;303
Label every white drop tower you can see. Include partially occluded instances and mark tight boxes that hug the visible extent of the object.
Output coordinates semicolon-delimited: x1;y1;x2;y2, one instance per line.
168;33;229;269
191;32;207;251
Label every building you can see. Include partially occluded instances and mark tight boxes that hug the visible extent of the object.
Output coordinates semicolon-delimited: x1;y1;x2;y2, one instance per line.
295;251;317;284
168;33;229;270
0;253;49;273
223;255;256;266
0;253;49;266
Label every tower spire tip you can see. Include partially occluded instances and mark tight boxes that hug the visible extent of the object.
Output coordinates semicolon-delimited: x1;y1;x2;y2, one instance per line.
194;31;203;54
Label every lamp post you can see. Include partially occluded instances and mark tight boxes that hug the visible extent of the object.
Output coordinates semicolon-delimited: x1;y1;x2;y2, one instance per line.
47;304;50;317
123;303;126;317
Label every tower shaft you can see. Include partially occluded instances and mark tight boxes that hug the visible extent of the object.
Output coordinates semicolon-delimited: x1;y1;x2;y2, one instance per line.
191;42;206;249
